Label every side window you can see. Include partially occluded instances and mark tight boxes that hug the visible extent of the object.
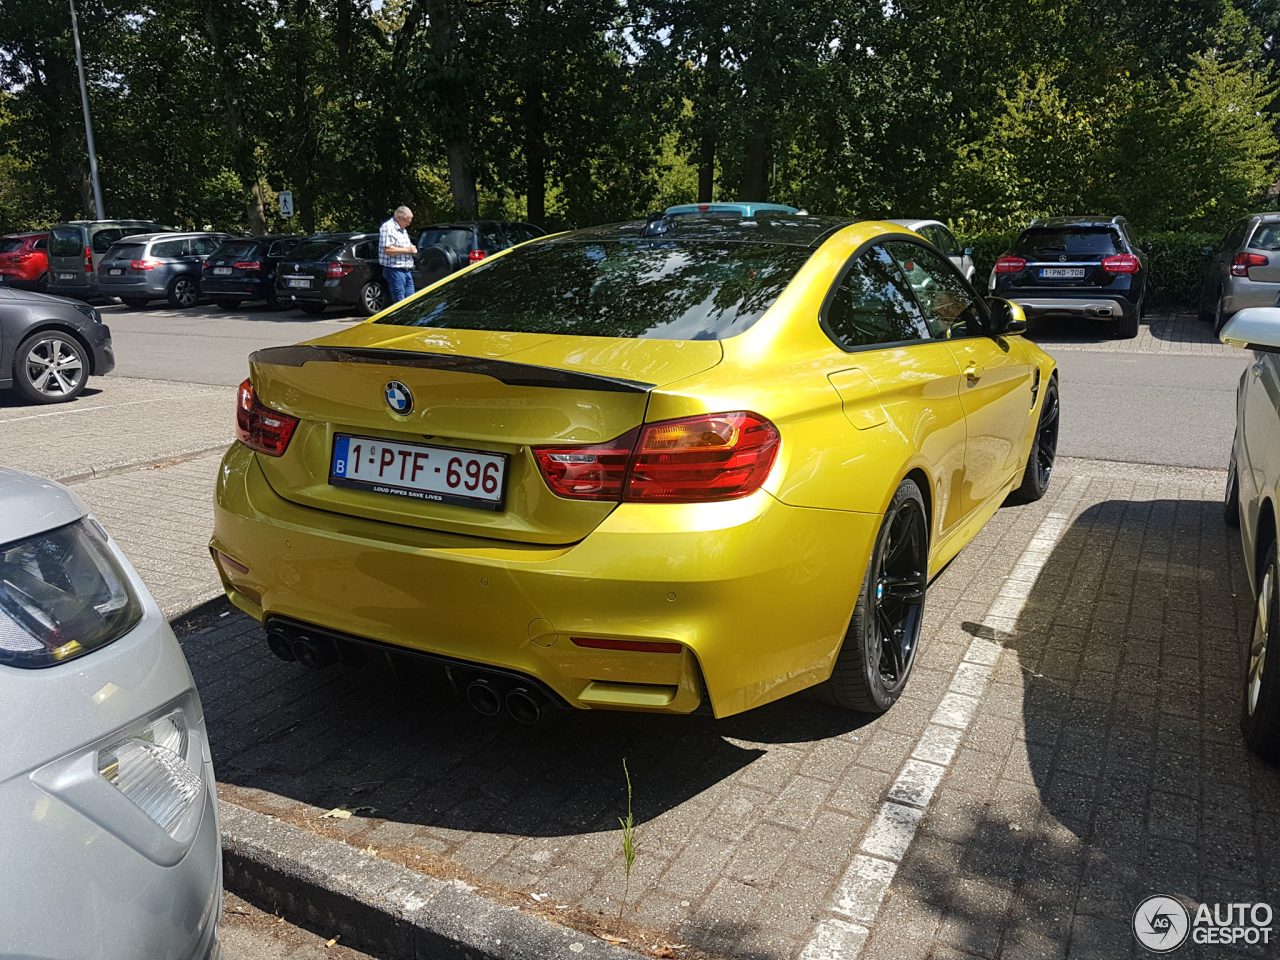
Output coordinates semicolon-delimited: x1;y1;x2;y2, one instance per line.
192;237;220;255
152;239;186;258
823;245;929;349
917;225;940;248
479;225;504;252
1224;219;1249;251
935;226;961;257
354;241;375;260
35;237;47;250
884;241;985;339
92;229;122;253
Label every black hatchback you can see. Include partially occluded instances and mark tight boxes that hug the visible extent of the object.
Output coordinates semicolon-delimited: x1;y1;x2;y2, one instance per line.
276;234;388;316
202;235;306;309
989;215;1149;338
414;221;545;289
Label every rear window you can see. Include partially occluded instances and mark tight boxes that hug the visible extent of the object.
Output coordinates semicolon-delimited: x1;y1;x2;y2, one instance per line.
214;241;262;260
266;238;303;257
108;243;145;260
49;227;86;257
419;228;474;254
1012;228;1120;257
289;240;344;261
375;240;813;341
1250;223;1280;250
0;239;22;253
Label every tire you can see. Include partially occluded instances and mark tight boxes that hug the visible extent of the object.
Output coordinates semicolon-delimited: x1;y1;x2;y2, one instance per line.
1213;290;1232;336
121;297;150;308
12;331;89;404
166;274;199;309
35;272;49;293
265;285;281;310
1010;376;1059;503
1114;307;1139;339
1225;454;1241;529
212;298;243;310
358;280;389;317
298;301;326;315
813;479;929;713
1242;540;1280;762
1198;286;1215;323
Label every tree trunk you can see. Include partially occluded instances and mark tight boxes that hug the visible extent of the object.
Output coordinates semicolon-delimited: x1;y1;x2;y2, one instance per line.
698;133;715;203
739;136;771;202
524;76;546;227
696;44;722;204
421;0;479;218
447;139;478;218
246;181;267;235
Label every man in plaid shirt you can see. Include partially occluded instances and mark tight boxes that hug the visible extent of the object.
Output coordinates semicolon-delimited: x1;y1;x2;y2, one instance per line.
379;205;417;305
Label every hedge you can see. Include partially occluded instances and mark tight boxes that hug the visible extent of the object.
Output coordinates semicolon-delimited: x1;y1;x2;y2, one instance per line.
956;229;1219;308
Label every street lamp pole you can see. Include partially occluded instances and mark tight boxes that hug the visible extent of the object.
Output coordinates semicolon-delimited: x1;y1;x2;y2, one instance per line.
69;0;104;219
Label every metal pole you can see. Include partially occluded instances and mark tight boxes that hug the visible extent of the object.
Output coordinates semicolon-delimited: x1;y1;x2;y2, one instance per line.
69;0;104;219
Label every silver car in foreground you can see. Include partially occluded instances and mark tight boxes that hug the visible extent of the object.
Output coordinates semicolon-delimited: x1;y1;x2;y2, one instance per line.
0;469;222;958
887;218;976;281
1200;212;1280;335
1221;308;1280;762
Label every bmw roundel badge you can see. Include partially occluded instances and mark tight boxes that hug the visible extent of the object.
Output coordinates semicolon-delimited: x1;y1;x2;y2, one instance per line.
385;380;413;415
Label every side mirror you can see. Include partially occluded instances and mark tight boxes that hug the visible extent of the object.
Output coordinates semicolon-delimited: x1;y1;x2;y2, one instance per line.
963;247;975;257
1140;241;1153;254
1200;245;1215;259
986;297;1027;335
1220;307;1280;352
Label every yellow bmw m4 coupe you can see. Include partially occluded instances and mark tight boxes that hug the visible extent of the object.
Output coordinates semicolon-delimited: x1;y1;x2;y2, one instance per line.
211;215;1058;721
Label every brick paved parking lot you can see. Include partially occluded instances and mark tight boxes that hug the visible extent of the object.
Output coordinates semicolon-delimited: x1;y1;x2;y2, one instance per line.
187;458;1280;960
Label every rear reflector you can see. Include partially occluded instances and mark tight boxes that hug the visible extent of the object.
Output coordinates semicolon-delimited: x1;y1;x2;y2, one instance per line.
571;637;683;654
468;249;487;263
1101;253;1141;274
533;411;780;504
236;379;299;457
234;261;262;271
994;255;1026;273
214;551;249;575
327;262;355;278
1232;252;1268;277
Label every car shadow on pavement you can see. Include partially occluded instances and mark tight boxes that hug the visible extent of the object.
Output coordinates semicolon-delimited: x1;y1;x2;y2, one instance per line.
0;386;102;409
883;497;1280;959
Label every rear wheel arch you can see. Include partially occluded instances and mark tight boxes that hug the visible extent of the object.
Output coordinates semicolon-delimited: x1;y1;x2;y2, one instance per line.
903;466;934;539
1256;499;1277;592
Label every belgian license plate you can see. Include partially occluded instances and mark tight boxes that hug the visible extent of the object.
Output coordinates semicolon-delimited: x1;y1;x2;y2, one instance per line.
213;267;232;276
329;434;507;511
108;268;123;276
1039;267;1085;279
58;273;76;281
287;278;310;288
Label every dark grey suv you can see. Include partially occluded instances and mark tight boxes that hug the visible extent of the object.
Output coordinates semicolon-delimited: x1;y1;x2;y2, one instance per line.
98;232;230;308
0;286;115;404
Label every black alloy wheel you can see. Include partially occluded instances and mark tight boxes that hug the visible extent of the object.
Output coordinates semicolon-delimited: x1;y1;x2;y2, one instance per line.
1012;376;1059;503
167;275;199;309
1242;541;1280;761
814;479;928;713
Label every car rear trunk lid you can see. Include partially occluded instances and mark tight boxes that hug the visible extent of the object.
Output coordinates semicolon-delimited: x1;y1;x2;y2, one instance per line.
1011;227;1122;287
248;328;723;544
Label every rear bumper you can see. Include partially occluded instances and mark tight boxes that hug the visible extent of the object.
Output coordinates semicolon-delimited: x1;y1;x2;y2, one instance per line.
0;266;43;286
1007;296;1135;320
211;442;877;718
204;278;269;299
100;277;169;297
48;279;98;300
1223;277;1280;315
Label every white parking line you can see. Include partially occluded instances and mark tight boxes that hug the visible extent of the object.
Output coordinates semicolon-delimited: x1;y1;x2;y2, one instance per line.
800;477;1087;960
0;396;175;423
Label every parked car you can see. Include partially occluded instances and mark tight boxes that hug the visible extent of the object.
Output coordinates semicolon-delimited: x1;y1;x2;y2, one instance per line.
0;232;50;291
202;234;306;309
664;202;801;218
1219;307;1280;761
212;216;1058;723
0;468;222;959
1199;213;1280;335
989;215;1149;339
276;233;389;316
887;219;976;282
97;232;232;308
0;286;115;404
46;220;170;301
414;221;546;290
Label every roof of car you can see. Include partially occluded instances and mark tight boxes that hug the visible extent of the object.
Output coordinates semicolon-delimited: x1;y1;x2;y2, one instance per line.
1025;216;1127;229
54;220;166;227
114;232;230;243
305;232;375;242
555;215;857;248
1;231;48;239
665;203;801;217
0;467;87;546
219;234;306;243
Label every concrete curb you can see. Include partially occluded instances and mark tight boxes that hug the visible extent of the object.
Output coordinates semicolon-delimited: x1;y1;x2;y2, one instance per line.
220;801;646;960
54;442;231;485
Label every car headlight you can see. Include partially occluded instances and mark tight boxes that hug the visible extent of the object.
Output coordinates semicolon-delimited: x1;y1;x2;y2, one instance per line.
0;519;143;668
98;710;203;835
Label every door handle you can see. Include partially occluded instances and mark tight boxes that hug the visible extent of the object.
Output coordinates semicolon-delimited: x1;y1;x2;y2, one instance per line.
965;363;984;382
1254;363;1264;378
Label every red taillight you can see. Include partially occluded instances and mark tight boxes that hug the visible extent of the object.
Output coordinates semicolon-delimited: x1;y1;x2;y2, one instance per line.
571;637;684;654
994;255;1026;274
1101;253;1141;274
83;245;93;273
532;411;780;504
327;262;354;278
11;253;32;263
130;259;161;270
698;204;711;211
236;379;299;457
1232;252;1268;277
468;249;487;264
234;260;262;270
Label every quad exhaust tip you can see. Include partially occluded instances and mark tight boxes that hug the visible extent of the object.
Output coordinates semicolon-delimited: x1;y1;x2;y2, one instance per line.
505;687;543;725
466;679;503;716
266;628;296;662
292;635;338;670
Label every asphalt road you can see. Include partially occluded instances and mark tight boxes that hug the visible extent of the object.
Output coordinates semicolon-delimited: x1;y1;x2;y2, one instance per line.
97;301;1247;471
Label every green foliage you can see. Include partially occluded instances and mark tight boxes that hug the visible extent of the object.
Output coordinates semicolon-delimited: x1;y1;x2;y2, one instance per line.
618;758;637;921
1141;231;1223;307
